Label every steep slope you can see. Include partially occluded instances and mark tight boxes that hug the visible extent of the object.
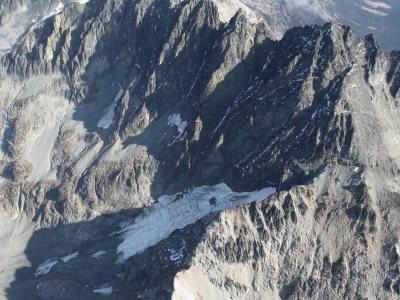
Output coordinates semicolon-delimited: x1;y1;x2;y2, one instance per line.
0;0;399;299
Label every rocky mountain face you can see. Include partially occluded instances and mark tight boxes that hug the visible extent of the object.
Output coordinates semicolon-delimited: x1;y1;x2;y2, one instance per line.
0;0;400;299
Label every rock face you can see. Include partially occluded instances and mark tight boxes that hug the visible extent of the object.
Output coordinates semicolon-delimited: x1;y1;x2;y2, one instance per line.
0;0;400;299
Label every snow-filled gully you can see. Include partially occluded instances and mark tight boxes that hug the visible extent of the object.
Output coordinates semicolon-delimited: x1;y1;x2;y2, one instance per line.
116;183;276;261
33;184;275;276
97;88;124;129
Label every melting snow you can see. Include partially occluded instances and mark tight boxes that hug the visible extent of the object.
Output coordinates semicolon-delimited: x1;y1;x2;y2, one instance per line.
34;252;78;276
168;114;187;134
116;183;276;261
34;258;58;277
97;88;124;129
91;250;107;259
262;53;274;71
129;78;137;88
93;286;113;295
61;252;78;262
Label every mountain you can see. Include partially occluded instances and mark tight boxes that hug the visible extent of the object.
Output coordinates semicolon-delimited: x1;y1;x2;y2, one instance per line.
214;0;400;51
0;0;400;299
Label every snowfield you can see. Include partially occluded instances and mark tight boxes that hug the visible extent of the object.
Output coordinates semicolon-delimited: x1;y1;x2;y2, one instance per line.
117;183;276;261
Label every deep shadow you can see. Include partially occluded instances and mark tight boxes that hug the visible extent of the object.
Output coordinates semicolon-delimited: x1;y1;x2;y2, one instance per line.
5;207;215;300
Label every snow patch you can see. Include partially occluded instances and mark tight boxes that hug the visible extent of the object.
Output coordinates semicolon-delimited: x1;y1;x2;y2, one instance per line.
168;114;187;134
129;78;137;88
34;252;78;276
116;183;275;261
91;250;106;259
93;286;113;295
61;252;78;262
34;258;58;277
97;88;124;129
